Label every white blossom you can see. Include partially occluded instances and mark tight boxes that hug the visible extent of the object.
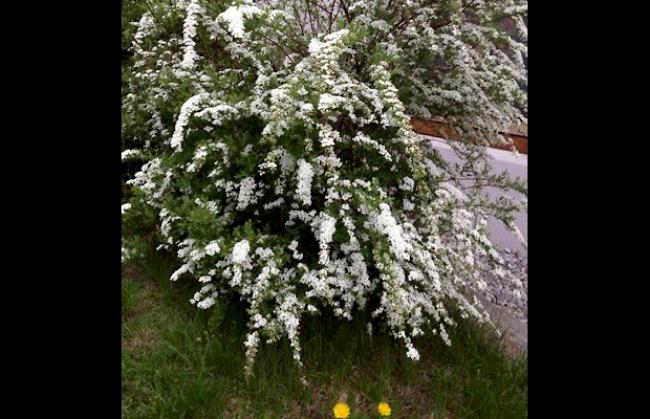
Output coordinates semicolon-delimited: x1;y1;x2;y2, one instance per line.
232;239;250;264
317;213;336;266
288;240;303;260
236;177;257;210
318;93;345;112
374;203;412;261
218;4;261;39
295;159;314;206
406;345;420;361
121;149;141;161
180;0;203;69
204;241;220;256
170;93;211;151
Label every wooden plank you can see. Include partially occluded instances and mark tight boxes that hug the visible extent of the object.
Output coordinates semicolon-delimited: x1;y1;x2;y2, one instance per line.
410;117;528;154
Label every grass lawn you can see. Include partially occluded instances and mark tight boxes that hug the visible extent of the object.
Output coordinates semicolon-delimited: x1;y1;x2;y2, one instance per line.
122;249;527;418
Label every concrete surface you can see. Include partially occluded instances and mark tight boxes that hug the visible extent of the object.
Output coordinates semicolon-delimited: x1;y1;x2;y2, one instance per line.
424;134;528;354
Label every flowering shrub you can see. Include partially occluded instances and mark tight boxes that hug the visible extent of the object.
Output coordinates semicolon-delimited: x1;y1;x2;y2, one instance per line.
122;0;527;376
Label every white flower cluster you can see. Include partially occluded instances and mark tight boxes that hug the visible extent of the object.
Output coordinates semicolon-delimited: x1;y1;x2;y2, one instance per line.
236;177;258;210
180;0;204;69
350;133;392;162
317;213;336;266
231;239;250;264
121;149;141;161
373;203;412;261
170;93;211;150
204;241;221;256
218;3;261;39
295;159;314;206
318;93;346;112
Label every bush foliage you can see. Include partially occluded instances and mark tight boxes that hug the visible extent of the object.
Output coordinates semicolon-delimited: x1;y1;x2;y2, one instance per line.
122;0;527;376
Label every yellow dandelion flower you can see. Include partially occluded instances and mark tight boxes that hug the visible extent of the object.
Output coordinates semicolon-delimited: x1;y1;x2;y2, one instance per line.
333;402;350;418
377;401;391;416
